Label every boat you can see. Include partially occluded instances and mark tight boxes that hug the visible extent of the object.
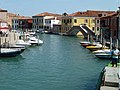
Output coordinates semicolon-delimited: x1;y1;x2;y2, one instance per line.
93;49;111;54
95;53;112;59
15;40;31;47
26;36;43;45
86;43;109;51
0;48;25;57
2;43;26;51
80;41;99;47
80;41;91;47
96;62;119;90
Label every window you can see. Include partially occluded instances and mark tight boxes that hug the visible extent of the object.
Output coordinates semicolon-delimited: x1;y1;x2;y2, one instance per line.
97;20;99;24
85;19;88;23
67;19;69;23
70;19;72;23
74;19;77;23
97;27;99;31
92;27;94;31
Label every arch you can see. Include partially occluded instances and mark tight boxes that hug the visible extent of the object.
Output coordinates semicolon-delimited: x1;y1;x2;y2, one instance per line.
66;26;88;37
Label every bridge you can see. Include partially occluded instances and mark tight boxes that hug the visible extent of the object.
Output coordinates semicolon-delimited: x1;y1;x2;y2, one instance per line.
66;25;96;38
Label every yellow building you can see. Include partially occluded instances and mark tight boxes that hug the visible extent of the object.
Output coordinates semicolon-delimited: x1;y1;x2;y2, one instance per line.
61;10;115;35
61;12;96;34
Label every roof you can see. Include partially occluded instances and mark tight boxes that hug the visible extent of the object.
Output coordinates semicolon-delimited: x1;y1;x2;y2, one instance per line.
69;10;115;17
17;16;32;19
0;8;7;12
100;12;118;19
7;12;17;17
34;12;61;17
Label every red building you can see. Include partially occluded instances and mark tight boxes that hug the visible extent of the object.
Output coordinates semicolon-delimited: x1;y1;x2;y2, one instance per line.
100;12;119;43
19;18;32;31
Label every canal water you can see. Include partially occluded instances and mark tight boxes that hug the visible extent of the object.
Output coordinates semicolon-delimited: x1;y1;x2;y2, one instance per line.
0;34;109;90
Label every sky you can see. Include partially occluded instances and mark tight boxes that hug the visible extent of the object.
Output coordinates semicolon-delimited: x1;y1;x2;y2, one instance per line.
0;0;119;16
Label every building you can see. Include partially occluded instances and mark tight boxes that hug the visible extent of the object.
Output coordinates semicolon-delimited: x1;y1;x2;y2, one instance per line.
0;19;9;33
61;10;115;35
32;12;61;32
0;9;7;21
52;24;61;34
45;17;61;31
12;16;32;31
7;13;18;28
100;12;119;43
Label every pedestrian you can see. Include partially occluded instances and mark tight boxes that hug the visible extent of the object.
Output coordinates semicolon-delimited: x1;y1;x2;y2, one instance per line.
111;47;120;67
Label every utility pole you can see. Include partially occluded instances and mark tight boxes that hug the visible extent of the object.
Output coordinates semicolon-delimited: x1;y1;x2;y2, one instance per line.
118;7;120;49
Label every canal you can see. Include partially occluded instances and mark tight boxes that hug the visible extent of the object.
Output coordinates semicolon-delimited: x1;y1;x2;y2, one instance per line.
0;34;109;90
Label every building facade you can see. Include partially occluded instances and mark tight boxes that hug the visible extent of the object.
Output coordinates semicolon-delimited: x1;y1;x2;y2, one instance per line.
12;16;32;31
61;10;115;35
32;12;61;31
0;9;7;21
100;12;119;46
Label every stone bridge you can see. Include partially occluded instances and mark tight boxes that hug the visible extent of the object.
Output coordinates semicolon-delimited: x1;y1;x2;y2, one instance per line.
66;25;95;38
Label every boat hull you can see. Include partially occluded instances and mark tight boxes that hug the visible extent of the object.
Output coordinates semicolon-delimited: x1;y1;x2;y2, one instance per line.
95;54;112;59
0;48;25;57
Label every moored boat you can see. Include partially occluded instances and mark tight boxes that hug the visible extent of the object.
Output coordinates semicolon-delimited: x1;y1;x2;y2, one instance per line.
26;36;43;45
86;44;109;51
95;53;112;59
0;48;25;57
15;40;31;47
93;49;111;54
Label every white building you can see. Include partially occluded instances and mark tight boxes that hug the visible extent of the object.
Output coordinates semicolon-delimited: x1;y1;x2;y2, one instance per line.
32;12;61;31
45;17;61;30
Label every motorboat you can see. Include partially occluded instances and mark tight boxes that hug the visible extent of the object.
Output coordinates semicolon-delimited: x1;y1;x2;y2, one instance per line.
15;40;31;47
95;53;112;59
80;41;90;44
96;63;119;90
0;48;25;57
2;43;26;51
80;41;99;47
86;44;109;51
26;36;43;45
92;49;111;54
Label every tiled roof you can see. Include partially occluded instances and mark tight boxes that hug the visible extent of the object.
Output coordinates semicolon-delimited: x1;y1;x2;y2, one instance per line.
17;16;32;19
7;12;17;17
100;12;118;19
35;12;61;16
69;10;115;17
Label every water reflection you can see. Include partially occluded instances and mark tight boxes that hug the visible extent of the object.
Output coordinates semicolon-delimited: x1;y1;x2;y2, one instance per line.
0;55;25;62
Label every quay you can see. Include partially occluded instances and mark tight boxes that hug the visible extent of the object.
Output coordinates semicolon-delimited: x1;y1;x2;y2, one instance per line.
96;63;120;90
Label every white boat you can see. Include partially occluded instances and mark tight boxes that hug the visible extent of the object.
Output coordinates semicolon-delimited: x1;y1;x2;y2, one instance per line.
80;41;90;44
0;48;25;57
93;49;111;54
95;53;112;59
26;36;43;45
15;40;31;47
2;43;26;52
